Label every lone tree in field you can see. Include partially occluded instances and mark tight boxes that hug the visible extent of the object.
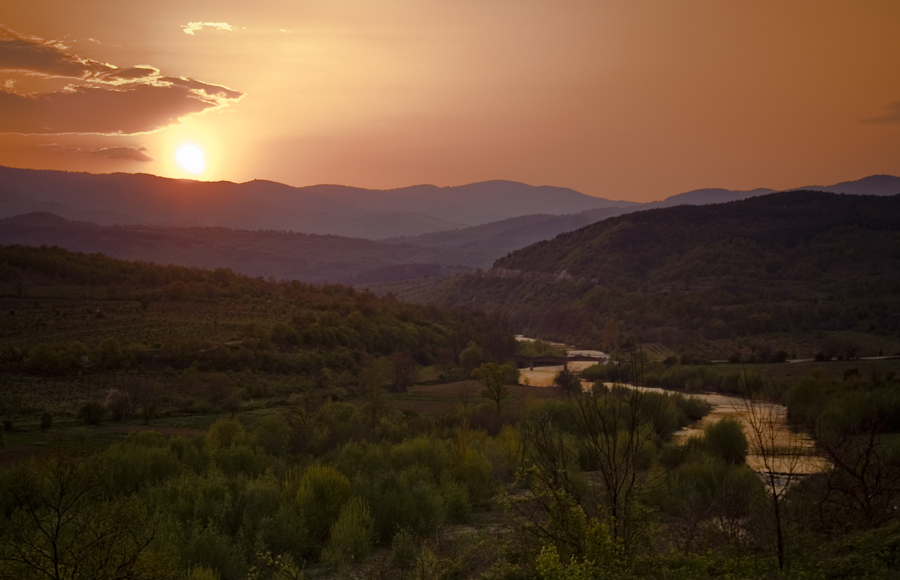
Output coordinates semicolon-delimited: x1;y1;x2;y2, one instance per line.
473;362;514;412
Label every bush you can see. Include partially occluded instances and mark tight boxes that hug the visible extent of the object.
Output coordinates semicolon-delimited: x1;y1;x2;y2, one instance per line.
205;418;245;452
78;401;105;425
703;418;748;465
40;411;53;430
252;414;291;456
296;464;352;546
322;496;374;566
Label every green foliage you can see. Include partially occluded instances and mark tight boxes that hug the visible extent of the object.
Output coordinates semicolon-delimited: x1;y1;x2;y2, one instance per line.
517;339;567;358
321;496;374;566
206;418;246;452
0;449;160;580
554;368;582;394
251;414;291;457
296;464;352;546
459;341;484;372
474;362;514;412
703;418;748;465
442;192;900;350
185;567;221;580
180;526;247;580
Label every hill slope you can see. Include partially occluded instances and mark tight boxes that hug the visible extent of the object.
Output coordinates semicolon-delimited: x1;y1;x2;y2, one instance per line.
439;191;900;351
0;213;485;284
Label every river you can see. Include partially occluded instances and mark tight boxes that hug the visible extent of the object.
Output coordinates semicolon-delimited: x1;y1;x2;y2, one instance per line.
516;338;828;477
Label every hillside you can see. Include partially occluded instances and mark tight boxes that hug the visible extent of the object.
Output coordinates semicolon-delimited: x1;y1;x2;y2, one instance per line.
439;191;900;352
0;213;486;284
387;207;631;253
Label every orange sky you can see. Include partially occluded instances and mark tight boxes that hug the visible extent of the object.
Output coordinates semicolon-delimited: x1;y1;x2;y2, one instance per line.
1;0;899;202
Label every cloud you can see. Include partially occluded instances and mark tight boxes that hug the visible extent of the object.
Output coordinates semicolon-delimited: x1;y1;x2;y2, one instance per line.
0;25;114;78
863;101;900;125
0;26;243;135
0;79;241;134
89;146;153;161
182;22;235;35
38;143;153;162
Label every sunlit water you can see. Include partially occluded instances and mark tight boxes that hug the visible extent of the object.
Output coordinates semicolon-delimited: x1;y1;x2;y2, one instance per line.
515;338;828;478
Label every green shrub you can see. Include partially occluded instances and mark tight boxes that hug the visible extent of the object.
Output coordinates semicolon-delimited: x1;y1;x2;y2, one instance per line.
180;526;246;580
703;418;748;465
296;464;352;546
205;418;245;452
321;496;374;566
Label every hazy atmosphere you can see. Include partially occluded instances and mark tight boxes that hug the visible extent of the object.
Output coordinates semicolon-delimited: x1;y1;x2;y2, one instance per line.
2;1;900;200
3;3;900;580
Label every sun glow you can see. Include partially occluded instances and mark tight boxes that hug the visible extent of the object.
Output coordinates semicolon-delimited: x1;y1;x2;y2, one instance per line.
176;144;206;175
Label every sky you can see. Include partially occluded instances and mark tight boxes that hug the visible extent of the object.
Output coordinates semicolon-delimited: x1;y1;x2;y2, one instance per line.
1;0;899;202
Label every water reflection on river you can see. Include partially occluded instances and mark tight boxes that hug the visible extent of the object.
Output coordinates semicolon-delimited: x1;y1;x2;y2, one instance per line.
518;360;828;476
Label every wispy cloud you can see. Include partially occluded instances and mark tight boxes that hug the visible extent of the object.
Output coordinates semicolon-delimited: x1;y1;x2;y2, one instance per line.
38;143;153;161
0;25;243;135
863;101;900;125
182;22;235;35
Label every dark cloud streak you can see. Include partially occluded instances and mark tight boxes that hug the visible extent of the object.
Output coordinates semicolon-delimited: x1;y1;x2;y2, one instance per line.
38;143;153;162
863;101;900;125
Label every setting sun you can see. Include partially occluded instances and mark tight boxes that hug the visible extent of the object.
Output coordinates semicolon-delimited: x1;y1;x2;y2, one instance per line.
175;144;206;175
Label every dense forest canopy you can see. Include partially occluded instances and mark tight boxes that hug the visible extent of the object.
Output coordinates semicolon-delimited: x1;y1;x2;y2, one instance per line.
441;192;900;353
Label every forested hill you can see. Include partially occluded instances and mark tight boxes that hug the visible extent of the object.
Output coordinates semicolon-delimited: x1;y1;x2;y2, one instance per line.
440;191;900;352
494;191;900;284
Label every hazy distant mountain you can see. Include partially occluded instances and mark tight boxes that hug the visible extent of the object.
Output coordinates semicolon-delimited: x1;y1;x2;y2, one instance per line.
389;207;631;253
0;212;484;284
0;166;633;239
790;174;900;196
650;174;900;207
651;187;775;207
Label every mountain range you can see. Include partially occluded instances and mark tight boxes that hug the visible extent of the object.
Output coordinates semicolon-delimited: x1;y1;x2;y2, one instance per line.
0;166;634;239
1;165;899;285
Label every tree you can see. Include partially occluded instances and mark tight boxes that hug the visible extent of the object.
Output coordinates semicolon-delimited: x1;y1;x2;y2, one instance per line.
703;418;749;465
473;362;513;412
0;447;159;580
390;352;418;393
321;496;374;567
815;394;900;528
296;465;352;546
567;385;662;547
553;368;582;395
459;341;484;374
739;390;809;571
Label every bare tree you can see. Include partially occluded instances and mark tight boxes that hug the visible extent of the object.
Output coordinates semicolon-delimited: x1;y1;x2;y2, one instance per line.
738;387;811;571
816;407;900;528
0;446;159;580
